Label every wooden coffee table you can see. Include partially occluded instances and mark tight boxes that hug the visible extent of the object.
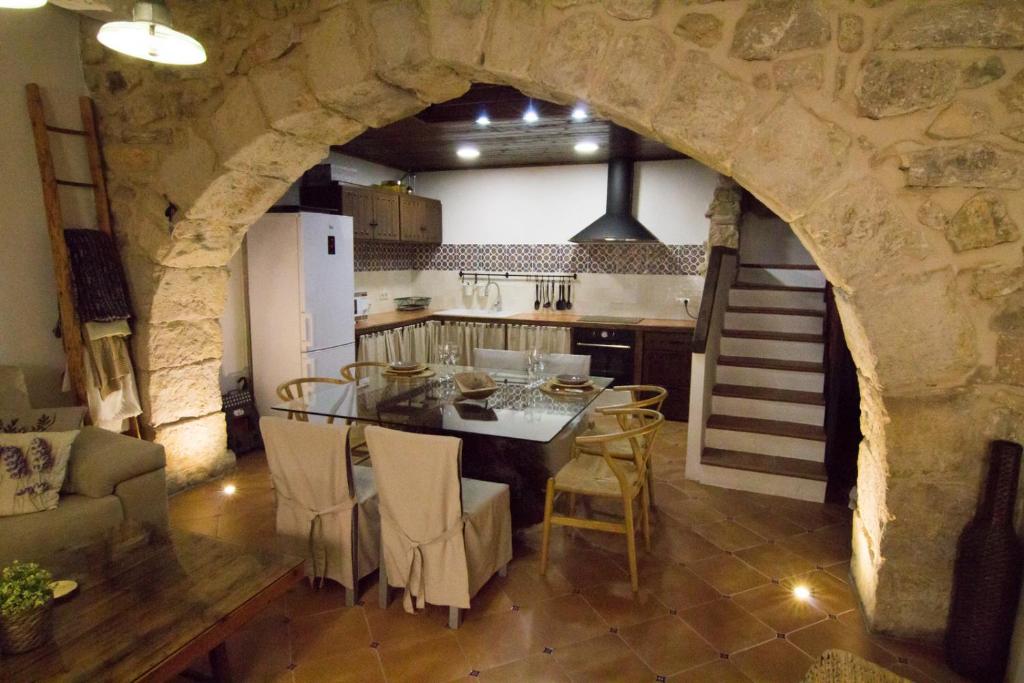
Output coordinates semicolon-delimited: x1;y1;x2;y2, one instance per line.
0;522;304;682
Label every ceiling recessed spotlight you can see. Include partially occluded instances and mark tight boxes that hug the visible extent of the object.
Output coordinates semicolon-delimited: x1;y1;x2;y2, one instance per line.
456;145;480;160
0;0;48;7
475;113;491;126
574;141;599;154
222;483;237;496
522;106;539;124
792;585;812;601
571;106;588;121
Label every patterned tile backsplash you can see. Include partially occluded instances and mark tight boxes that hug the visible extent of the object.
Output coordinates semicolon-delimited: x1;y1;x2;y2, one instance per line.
353;242;705;275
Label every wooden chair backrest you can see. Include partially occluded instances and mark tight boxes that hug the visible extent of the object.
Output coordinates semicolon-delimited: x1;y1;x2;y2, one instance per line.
275;377;349;424
340;361;386;382
574;408;664;493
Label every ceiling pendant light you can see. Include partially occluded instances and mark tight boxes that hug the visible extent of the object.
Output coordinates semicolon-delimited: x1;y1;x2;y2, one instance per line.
0;0;48;8
97;0;206;66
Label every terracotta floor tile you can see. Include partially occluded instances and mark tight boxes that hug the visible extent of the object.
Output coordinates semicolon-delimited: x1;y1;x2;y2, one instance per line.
290;607;371;664
519;593;609;649
170;514;219;537
378;632;472;683
224;610;293;681
287;580;356;618
500;557;575;607
690;554;770;596
464;576;513;620
781;532;850;567
811;521;853;548
679;599;775;655
774;499;849;531
619;615;718;676
731;583;828;634
551;547;630;589
580;581;670;628
668;659;753;682
553;633;655;681
651;519;724;564
732;513;806;541
730;638;814;683
781;571;857;616
478;653;571;682
736;544;816;581
454;608;534;671
788;619;897;669
364;600;451;650
824;561;851;585
639;562;720;611
694;520;767;552
292;647;385;683
660;497;729;528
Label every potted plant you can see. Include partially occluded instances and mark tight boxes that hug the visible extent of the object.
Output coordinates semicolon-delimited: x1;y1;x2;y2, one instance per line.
0;561;53;654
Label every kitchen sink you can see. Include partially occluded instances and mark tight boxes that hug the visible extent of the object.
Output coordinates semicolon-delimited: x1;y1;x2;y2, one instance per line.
436;308;519;318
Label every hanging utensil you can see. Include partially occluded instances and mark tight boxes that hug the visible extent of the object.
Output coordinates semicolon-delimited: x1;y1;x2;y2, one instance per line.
534;281;540;310
566;283;573;310
556;282;565;310
543;279;551;308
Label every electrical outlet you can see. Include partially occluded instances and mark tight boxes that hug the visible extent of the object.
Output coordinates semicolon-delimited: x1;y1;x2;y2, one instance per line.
379;290;389;301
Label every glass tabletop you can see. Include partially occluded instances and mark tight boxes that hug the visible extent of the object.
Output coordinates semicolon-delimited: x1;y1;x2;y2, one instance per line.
270;364;613;443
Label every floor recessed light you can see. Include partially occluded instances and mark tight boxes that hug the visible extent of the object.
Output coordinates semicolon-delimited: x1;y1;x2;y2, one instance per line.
792;585;811;601
222;483;237;496
522;106;539;123
571;106;588;121
475;113;491;126
574;141;599;154
457;145;480;160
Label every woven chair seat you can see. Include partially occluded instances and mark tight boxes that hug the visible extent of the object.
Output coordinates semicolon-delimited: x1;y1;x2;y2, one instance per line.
801;650;910;683
553;454;641;497
577;430;635;459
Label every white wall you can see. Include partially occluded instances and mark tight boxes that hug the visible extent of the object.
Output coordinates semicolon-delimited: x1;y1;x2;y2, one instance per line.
220;247;250;393
414;159;717;245
0;6;89;405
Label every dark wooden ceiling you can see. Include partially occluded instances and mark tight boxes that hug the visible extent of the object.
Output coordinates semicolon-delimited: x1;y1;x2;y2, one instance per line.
333;84;684;172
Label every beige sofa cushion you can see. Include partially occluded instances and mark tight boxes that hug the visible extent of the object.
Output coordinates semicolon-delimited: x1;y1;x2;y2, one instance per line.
0;407;87;433
64;427;165;498
0;431;78;516
0;493;123;564
0;366;31;411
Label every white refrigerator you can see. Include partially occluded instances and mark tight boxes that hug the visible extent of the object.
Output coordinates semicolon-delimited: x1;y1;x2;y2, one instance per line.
247;209;356;417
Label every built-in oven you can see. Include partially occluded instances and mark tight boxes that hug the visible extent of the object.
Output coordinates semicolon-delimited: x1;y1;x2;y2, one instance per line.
572;327;636;386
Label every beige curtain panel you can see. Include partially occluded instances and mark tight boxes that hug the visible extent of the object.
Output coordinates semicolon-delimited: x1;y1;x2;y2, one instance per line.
437;322;505;365
506;325;572;354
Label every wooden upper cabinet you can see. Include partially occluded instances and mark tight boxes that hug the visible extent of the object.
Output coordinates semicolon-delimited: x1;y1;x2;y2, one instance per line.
341;186;373;239
371;192;401;241
399;194;443;243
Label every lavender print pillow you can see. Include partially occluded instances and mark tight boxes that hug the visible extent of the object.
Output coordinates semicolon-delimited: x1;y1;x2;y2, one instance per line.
0;431;78;517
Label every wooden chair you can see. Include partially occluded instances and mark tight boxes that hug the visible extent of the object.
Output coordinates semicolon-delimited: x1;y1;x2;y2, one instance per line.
545;352;591;376
340;361;386;382
473;347;527;371
540;408;665;592
277;375;369;463
581;385;668;508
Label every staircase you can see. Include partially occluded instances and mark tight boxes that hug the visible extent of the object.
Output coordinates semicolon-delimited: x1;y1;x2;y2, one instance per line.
700;259;830;502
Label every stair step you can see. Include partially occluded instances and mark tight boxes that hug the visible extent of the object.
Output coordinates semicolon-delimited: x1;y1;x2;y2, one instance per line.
722;329;823;343
702;447;828;482
707;414;826;442
713;384;824;406
727;306;824;317
741;263;820;271
717;356;823;374
733;282;825;293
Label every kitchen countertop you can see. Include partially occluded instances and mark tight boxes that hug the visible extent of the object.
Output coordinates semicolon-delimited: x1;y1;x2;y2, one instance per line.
355;308;697;335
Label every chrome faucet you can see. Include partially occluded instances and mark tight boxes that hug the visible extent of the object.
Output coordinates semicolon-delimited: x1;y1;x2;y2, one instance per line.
484;280;502;312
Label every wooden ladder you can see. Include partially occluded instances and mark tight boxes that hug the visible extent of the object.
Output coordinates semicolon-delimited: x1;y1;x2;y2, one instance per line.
25;83;140;436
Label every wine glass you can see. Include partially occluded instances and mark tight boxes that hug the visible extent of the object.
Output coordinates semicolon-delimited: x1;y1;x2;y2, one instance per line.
526;348;546;387
439;341;459;379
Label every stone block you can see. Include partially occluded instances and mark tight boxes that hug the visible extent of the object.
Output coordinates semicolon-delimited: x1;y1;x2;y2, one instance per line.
917;199;949;230
970;263;1024;300
730;0;831;61
591;26;676;127
137;359;223;427
482;0;545;88
249;60;366;145
999;68;1024;114
674;12;722;48
134;319;223;372
124;254;229;323
961;56;1005;89
185;169;292;226
855;55;959;119
877;0;1024;50
1003;126;1024;144
901;143;1024;190
368;0;469;103
652;51;754;175
604;0;658;21
302;4;424;127
159;228;246;269
945;192;1020;252
532;12;613;98
837;13;864;52
149;413;233;493
732;97;851;221
926;100;993;140
771;54;824;92
794;180;927;292
991;293;1024;384
425;0;492;72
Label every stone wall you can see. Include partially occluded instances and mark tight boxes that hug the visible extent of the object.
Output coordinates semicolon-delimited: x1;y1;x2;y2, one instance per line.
79;0;1024;639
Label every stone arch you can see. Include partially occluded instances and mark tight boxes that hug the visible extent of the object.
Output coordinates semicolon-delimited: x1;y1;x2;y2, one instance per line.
81;0;1024;638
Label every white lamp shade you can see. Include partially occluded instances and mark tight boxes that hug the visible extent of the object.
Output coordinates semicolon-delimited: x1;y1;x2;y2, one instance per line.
0;0;48;7
97;20;206;65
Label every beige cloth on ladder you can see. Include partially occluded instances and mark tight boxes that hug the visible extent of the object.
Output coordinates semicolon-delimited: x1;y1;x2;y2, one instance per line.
261;417;380;589
365;426;513;613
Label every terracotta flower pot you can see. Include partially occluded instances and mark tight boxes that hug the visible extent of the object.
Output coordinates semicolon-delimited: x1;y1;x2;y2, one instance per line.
0;597;53;655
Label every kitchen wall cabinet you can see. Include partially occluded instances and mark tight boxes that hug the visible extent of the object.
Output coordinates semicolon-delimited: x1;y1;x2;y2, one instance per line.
640;330;692;421
370;191;401;241
399;194;442;243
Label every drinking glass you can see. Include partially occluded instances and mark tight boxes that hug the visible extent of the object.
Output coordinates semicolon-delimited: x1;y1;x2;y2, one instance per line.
526;348;547;387
439;342;459;379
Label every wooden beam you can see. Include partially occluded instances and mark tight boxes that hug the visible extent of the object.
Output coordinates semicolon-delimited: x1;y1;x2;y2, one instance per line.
25;83;87;404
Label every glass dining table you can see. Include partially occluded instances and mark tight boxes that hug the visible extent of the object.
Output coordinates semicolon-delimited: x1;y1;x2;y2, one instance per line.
270;364;614;444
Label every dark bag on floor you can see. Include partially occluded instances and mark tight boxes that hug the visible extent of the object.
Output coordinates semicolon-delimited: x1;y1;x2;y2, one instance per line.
222;377;263;455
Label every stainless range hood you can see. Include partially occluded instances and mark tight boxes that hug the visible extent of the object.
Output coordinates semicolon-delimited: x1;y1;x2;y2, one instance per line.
569;157;658;243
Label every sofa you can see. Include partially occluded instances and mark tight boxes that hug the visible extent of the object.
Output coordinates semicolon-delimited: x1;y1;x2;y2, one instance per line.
0;367;168;563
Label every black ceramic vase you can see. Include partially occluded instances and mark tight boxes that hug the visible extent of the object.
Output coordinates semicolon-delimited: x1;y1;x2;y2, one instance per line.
945;440;1023;681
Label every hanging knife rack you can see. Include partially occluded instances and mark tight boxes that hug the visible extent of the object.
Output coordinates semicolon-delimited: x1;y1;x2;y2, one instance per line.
457;270;577;283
